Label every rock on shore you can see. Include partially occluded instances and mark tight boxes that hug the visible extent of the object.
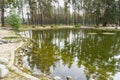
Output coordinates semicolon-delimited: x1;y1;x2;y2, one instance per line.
0;64;9;78
0;57;9;65
53;76;63;80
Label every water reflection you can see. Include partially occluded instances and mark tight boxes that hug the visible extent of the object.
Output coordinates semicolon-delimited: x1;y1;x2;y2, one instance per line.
21;29;120;80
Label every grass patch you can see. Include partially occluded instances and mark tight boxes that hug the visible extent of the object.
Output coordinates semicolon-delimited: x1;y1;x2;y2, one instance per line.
75;24;81;28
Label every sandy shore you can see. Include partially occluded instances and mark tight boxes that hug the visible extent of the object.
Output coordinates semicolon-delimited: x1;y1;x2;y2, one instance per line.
81;26;120;29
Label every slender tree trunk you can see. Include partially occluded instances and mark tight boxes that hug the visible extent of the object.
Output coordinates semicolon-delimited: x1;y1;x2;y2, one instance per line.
27;13;30;25
64;1;69;25
1;0;5;27
54;13;56;25
41;13;43;26
28;0;35;25
103;14;107;27
83;10;85;25
68;12;70;25
103;21;107;27
96;15;99;26
58;2;60;25
73;9;76;25
103;0;107;27
119;0;120;26
22;7;25;24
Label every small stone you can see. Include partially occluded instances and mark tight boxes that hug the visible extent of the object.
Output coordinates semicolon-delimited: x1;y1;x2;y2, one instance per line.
0;64;5;69
0;42;3;44
0;57;9;65
67;76;72;80
20;67;23;70
1;40;8;44
19;50;23;53
32;71;41;76
0;64;9;78
53;76;63;80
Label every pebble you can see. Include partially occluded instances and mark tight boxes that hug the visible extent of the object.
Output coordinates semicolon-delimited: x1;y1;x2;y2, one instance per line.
0;57;9;65
32;71;41;76
1;40;8;44
0;64;9;78
53;76;63;80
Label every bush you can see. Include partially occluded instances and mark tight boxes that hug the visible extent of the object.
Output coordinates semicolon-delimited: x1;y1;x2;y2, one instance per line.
51;24;54;28
6;12;20;31
75;24;81;28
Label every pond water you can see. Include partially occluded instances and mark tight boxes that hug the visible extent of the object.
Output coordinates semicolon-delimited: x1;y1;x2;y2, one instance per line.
21;29;120;80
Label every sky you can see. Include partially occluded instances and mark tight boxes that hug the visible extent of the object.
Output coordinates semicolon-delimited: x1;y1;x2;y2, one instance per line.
58;0;82;15
58;0;74;13
59;0;64;7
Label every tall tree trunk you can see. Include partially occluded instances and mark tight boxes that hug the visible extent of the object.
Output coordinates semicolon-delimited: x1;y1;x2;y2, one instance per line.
21;7;25;24
96;15;99;26
103;14;107;27
57;1;60;25
27;13;30;25
1;0;5;27
28;0;35;25
83;10;85;25
41;13;43;26
64;1;69;25
103;21;107;27
119;0;120;26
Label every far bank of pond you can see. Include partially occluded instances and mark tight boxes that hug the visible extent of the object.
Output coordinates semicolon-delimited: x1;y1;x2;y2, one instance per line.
19;28;120;80
19;25;120;31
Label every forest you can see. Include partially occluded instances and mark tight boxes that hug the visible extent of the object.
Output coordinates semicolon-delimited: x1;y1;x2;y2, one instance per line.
0;0;120;27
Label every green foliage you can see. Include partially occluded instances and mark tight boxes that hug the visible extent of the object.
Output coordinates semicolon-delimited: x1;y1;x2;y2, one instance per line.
6;9;20;31
75;24;81;28
51;25;54;28
41;78;46;80
1;0;120;27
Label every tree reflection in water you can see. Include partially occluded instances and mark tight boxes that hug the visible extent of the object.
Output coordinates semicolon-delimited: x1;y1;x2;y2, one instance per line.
22;29;120;80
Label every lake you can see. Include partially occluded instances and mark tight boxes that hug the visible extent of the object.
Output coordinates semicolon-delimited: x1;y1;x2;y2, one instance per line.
20;28;120;80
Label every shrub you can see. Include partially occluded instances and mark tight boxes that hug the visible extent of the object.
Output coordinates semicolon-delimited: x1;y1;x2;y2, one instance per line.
51;24;54;28
6;10;20;31
75;24;81;28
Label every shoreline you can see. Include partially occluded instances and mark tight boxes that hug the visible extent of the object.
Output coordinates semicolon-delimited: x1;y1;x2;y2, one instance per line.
19;25;74;31
0;28;40;80
19;25;120;32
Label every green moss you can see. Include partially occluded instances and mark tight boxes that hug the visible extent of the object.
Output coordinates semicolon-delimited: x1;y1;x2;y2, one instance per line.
3;36;20;40
22;68;31;74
